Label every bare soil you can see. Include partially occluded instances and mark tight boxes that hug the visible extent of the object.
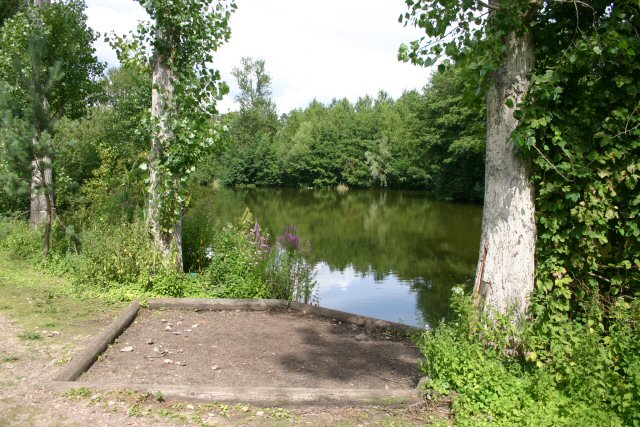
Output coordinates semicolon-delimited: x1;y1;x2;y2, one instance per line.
83;308;422;390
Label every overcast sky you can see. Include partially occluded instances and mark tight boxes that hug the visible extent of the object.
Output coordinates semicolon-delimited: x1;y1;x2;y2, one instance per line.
85;0;432;114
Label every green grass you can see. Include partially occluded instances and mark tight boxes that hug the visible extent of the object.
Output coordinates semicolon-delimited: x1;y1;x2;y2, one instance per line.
17;331;43;341
0;249;122;342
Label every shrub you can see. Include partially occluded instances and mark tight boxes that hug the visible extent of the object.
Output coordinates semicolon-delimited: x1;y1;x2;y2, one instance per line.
72;220;162;292
418;287;634;426
265;226;317;303
0;219;42;259
201;222;269;298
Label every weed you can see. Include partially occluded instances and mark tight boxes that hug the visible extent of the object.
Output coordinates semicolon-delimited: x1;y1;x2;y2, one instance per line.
154;390;165;402
262;407;294;420
128;403;143;417
18;332;42;341
1;355;18;363
64;387;92;400
157;408;189;423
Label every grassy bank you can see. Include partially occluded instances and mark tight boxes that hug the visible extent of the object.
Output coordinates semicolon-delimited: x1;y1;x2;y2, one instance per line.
0;248;122;342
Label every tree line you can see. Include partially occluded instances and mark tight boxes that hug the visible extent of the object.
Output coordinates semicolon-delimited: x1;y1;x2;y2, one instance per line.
210;57;486;202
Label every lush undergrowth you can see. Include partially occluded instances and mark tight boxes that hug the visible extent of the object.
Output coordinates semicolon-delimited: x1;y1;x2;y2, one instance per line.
419;288;640;426
0;211;317;304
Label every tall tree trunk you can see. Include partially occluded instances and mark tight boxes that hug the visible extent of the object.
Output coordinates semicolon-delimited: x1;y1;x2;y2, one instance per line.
473;30;536;320
148;51;183;270
29;0;54;258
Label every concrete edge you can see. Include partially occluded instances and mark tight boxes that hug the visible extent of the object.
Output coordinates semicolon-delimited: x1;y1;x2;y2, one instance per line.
289;302;421;335
53;300;141;381
147;298;289;311
49;381;424;407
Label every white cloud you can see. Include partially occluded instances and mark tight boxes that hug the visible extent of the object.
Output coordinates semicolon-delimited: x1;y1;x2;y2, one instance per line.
85;0;432;114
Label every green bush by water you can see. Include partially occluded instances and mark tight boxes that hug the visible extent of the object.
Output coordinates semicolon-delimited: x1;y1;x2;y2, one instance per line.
419;287;639;426
0;212;317;304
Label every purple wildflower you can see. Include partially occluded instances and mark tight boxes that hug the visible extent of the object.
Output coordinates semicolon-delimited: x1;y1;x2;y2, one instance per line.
279;226;300;251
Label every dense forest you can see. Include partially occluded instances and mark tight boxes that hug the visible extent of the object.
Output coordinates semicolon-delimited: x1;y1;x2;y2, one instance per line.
0;0;639;426
209;58;485;202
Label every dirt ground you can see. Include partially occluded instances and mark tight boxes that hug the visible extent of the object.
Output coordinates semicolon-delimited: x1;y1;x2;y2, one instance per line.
0;308;450;427
83;308;421;390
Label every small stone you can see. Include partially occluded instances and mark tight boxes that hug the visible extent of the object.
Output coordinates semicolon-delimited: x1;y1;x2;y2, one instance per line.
172;331;181;335
164;325;172;331
186;404;194;410
186;329;192;332
354;333;369;342
241;405;250;413
256;410;264;417
191;324;199;328
147;338;154;345
161;319;167;323
211;365;220;370
176;361;186;366
120;346;134;352
176;321;182;326
163;359;173;364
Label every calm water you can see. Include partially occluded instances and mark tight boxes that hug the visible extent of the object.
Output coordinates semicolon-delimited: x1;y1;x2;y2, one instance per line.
188;187;482;327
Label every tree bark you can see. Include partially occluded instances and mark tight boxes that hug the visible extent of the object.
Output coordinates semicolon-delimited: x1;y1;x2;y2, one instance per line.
148;51;183;270
29;153;52;227
473;30;536;320
29;0;54;258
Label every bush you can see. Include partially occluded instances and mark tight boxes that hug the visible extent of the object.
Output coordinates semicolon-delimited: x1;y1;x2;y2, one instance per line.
0;219;43;259
201;221;270;299
418;287;636;426
265;226;317;303
71;220;208;300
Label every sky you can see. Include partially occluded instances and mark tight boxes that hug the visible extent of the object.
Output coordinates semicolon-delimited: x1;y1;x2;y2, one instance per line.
84;0;432;114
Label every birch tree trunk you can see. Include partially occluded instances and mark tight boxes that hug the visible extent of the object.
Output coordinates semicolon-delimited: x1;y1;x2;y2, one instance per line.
148;51;183;270
473;30;536;320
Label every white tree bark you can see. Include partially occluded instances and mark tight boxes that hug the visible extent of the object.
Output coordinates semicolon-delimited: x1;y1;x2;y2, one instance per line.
29;0;54;253
29;154;52;227
473;31;536;320
148;51;183;270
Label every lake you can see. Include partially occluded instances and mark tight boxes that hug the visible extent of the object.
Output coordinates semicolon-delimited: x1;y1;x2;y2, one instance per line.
187;187;482;327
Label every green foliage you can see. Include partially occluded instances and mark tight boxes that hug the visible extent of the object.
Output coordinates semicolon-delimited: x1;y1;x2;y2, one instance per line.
0;219;42;259
53;66;151;224
403;1;639;424
264;247;316;303
201;216;270;299
112;0;236;241
419;288;635;426
72;220;163;292
515;1;640;321
0;0;104;121
218;57;280;186
213;68;485;201
18;331;43;341
0;0;23;28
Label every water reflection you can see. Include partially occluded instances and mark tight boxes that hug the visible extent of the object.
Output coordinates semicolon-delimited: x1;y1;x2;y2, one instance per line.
187;187;482;326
